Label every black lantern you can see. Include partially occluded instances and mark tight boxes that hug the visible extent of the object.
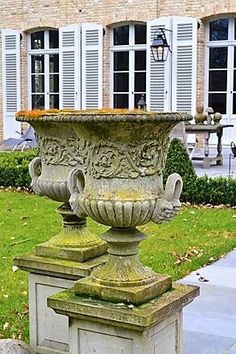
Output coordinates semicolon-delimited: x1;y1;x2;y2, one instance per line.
151;28;172;62
137;94;146;111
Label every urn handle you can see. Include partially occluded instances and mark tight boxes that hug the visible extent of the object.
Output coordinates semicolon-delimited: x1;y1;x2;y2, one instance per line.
67;168;87;218
164;172;183;208
151;173;183;224
29;157;43;195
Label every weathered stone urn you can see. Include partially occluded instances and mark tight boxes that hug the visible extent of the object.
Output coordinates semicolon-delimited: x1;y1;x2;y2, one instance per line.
58;110;192;304
16;111;108;262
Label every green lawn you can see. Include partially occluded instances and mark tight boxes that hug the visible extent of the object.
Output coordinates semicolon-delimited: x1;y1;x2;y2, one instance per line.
0;190;236;341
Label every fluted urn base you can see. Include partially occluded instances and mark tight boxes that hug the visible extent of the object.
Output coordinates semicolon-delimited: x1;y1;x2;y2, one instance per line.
75;227;172;304
36;204;108;262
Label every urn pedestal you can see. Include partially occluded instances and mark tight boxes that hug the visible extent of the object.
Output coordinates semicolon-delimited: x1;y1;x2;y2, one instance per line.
48;284;199;354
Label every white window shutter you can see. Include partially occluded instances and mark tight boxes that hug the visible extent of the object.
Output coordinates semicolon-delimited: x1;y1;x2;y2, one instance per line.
2;29;21;139
81;23;103;109
59;24;80;109
172;17;197;115
146;18;172;112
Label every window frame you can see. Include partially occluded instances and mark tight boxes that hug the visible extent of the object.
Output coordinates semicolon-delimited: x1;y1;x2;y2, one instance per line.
205;16;236;118
109;23;147;109
27;29;59;110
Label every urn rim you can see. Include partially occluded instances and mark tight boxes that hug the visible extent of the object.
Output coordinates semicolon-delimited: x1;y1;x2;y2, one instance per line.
16;110;192;124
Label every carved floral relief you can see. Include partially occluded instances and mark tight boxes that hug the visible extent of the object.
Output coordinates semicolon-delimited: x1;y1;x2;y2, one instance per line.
37;134;169;179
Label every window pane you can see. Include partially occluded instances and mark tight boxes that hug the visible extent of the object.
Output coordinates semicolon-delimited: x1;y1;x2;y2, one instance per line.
208;93;226;114
234;70;236;91
49;30;59;48
234;47;236;68
114;94;128;108
50;94;59;109
135;72;146;92
49;74;59;92
114;52;129;71
49;54;59;73
32;94;45;109
31;31;44;49
31;55;44;73
209;47;227;68
32;75;44;93
135;51;146;70
209;71;227;91
209;19;228;41
135;24;146;44
134;94;146;108
233;94;236;114
113;26;129;45
114;73;129;92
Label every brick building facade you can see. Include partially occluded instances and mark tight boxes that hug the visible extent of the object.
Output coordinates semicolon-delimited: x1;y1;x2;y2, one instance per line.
1;0;236;143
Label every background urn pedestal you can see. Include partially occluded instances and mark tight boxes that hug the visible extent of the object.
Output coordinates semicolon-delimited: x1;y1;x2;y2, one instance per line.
14;252;107;354
48;284;199;354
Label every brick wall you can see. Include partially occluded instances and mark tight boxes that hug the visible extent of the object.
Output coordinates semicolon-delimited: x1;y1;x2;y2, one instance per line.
0;0;236;140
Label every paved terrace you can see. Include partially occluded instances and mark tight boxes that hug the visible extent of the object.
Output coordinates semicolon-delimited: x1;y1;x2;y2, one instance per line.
191;145;236;178
181;251;236;354
182;145;236;354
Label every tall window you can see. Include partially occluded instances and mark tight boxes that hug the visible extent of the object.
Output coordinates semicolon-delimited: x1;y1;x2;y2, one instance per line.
29;30;59;109
111;24;146;109
206;18;236;116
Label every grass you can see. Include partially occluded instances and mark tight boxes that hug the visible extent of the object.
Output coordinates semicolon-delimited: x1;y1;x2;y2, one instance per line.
0;190;236;341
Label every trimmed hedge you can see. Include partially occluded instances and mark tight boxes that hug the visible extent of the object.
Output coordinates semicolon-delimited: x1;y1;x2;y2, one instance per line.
0;149;38;188
163;138;236;206
0;141;236;206
182;176;236;206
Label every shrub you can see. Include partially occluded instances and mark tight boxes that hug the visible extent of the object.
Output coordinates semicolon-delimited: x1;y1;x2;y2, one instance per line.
0;149;38;188
163;138;197;200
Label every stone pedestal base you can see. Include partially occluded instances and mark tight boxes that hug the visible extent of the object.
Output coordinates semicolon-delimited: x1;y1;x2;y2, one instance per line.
14;252;107;354
48;284;199;354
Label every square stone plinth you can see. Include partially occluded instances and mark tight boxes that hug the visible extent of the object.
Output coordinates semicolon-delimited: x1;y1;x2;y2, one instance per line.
35;239;108;262
14;252;107;354
75;273;172;305
48;284;199;354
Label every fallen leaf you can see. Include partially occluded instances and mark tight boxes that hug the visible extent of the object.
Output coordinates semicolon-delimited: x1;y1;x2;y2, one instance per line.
3;322;9;330
198;276;209;282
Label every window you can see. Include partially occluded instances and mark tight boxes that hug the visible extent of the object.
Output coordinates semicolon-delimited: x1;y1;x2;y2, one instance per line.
111;24;146;109
206;17;236;116
29;30;59;109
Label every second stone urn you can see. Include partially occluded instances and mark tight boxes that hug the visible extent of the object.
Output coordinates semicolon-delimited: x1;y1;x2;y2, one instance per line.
16;111;108;262
65;111;191;304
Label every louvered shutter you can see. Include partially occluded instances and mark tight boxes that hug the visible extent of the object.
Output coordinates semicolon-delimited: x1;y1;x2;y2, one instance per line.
146;18;172;111
59;24;80;109
81;23;103;109
172;17;197;115
2;29;21;139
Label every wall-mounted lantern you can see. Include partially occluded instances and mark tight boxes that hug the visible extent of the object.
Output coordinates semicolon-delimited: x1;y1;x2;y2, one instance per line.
151;28;172;62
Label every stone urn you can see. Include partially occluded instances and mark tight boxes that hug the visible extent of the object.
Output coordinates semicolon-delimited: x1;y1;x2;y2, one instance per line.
16;111;108;262
62;110;192;304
